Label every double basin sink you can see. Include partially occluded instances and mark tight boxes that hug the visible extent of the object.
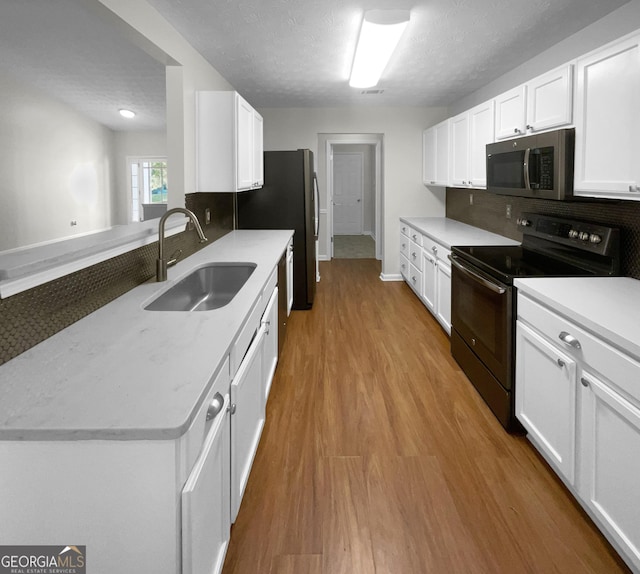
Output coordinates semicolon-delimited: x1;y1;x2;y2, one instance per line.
145;262;256;312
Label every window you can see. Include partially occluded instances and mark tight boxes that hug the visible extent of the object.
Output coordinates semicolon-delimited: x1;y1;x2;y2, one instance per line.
129;158;168;222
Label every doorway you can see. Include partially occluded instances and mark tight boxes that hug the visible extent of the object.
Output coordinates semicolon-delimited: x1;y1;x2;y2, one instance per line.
324;136;382;261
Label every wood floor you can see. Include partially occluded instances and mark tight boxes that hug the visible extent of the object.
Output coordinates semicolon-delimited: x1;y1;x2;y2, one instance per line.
222;259;629;574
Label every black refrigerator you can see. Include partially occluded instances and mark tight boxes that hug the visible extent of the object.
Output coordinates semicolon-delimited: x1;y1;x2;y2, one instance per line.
237;149;318;310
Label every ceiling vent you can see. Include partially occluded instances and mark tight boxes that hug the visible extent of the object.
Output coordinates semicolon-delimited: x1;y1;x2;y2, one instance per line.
360;89;384;95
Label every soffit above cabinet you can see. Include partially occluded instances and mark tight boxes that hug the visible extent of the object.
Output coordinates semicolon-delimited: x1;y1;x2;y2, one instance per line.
147;0;628;107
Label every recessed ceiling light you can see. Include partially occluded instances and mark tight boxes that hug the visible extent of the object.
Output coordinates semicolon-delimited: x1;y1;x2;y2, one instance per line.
119;109;136;119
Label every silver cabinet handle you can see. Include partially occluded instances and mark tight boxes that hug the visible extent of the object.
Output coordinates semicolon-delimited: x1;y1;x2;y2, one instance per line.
629;185;639;192
514;128;521;134
411;251;417;259
228;403;237;415
557;359;565;368
581;378;589;388
432;246;437;253
412;234;418;241
411;276;417;283
559;331;581;349
526;124;533;131
206;392;225;421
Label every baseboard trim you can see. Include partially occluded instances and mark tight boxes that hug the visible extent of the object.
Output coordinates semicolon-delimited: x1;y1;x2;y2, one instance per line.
380;273;403;282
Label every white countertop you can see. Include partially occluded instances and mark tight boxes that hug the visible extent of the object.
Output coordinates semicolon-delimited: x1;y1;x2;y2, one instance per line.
515;277;640;361
0;230;293;441
400;217;520;248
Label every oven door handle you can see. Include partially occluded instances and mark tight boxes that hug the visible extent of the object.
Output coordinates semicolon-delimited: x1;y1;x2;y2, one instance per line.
448;254;506;295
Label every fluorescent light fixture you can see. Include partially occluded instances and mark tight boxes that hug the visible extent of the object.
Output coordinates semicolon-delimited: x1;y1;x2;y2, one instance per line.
349;10;410;89
119;109;136;119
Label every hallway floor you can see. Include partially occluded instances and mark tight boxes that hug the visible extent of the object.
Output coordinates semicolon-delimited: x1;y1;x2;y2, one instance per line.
222;259;629;574
333;235;375;259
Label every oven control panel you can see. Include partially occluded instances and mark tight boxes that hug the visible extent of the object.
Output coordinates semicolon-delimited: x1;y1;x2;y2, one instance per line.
518;213;620;259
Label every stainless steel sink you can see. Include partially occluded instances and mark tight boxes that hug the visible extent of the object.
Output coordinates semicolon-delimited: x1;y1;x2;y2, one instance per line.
144;262;256;311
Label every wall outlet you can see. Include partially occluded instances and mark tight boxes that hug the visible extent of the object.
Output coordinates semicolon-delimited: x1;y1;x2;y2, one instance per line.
205;208;211;224
506;204;512;219
469;193;474;206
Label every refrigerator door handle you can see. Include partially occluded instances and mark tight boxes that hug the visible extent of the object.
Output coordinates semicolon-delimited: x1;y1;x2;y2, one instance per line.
313;172;320;239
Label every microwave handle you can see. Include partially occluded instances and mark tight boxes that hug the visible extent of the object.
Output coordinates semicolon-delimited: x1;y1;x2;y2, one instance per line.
523;147;531;190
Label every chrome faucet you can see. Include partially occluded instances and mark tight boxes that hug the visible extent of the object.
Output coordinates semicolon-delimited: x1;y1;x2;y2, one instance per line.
156;207;208;281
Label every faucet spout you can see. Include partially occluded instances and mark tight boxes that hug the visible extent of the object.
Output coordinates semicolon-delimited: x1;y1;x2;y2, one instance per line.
156;207;208;281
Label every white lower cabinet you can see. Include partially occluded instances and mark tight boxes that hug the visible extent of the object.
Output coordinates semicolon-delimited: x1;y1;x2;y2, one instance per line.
182;393;231;574
516;321;577;484
580;371;640;568
262;287;279;403
231;323;266;522
516;292;640;572
400;222;451;335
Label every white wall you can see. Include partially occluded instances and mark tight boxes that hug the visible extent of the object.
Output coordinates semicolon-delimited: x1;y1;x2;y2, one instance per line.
260;106;448;277
0;72;115;252
449;0;640;116
113;131;167;224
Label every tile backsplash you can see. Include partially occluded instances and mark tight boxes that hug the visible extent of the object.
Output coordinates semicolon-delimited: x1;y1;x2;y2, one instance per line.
446;188;640;279
0;193;234;366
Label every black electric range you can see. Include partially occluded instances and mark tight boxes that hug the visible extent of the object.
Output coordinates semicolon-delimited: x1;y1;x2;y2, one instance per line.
449;213;620;430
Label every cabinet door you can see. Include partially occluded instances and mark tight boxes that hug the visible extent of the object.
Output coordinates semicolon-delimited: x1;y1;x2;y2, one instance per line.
434;120;450;186
435;260;451;335
421;250;436;311
450;112;470;187
495;85;526;140
231;324;266;522
468;100;495;188
579;372;640;572
526;64;573;133
253;111;264;187
182;393;231;574
574;35;640;199
236;95;255;191
262;287;278;403
515;321;577;484
422;127;437;185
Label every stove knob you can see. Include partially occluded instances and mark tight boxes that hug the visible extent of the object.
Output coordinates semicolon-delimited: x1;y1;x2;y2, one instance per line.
589;233;602;244
568;229;579;239
579;232;590;241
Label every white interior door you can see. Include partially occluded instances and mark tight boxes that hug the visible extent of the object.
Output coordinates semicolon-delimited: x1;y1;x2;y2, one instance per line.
332;152;363;235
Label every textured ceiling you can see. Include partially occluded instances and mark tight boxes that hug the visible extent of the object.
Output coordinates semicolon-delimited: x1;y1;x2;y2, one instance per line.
147;0;629;107
0;0;630;130
0;0;167;131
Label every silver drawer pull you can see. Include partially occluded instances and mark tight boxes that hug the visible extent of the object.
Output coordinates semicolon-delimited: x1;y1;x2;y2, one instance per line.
581;378;589;388
206;392;225;421
432;246;437;253
558;331;581;349
557;359;565;368
411;276;417;283
411;252;417;259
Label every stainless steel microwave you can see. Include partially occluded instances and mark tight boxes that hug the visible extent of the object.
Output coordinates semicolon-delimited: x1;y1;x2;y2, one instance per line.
486;128;575;200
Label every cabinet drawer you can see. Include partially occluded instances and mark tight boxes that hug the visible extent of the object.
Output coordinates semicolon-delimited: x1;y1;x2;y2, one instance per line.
519;294;640;405
182;355;230;480
408;263;422;294
230;295;263;376
408;228;422;246
400;234;409;258
409;240;422;270
399;253;410;280
422;235;450;263
264;267;277;303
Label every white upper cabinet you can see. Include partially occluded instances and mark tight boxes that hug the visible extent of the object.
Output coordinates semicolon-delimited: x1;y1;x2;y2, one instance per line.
196;91;264;193
495;65;573;140
495;85;527;140
449;100;494;188
527;65;573;133
574;34;640;200
422;119;450;186
450;112;469;187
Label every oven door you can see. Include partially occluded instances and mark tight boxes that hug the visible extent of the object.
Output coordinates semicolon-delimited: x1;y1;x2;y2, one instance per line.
449;254;513;388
